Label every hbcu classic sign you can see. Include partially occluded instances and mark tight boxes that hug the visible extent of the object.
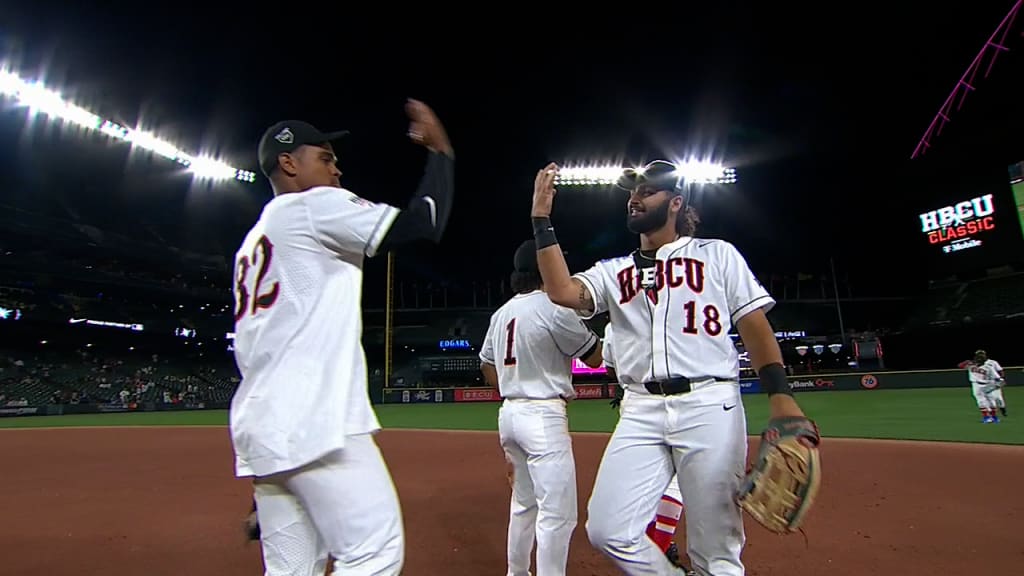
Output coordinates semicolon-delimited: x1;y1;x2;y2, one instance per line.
919;194;995;253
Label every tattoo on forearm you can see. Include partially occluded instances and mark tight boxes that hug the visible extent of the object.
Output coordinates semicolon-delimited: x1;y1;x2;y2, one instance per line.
577;282;594;312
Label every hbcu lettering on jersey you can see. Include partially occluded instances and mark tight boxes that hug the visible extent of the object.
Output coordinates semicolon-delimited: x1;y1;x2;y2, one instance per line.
613;255;730;339
617;257;705;305
918;194;996;246
968;362;1000;383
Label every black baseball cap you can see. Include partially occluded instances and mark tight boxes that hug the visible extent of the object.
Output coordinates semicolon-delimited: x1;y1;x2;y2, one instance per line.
616;160;685;195
257;120;350;177
513;240;538;272
514;239;565;272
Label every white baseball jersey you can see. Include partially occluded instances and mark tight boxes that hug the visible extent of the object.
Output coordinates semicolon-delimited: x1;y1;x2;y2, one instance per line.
602;323;618;373
967;359;1004;384
480;290;599;400
229;186;399;478
573;236;774;385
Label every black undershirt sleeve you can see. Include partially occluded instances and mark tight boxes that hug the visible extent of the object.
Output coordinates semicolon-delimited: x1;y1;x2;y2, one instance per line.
377;152;454;250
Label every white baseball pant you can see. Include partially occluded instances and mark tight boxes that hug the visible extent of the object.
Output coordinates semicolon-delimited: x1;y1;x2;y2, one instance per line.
992;387;1006;408
621;388;684;505
588;381;747;576
499;398;578;576
252;433;404;576
973;382;1003;410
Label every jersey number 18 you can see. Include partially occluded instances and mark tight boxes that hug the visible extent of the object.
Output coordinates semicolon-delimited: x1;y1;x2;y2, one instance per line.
682;301;722;336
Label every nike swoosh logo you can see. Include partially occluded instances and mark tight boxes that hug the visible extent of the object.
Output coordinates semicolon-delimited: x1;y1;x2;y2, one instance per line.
423;196;437;227
699;241;715;248
723;404;737;411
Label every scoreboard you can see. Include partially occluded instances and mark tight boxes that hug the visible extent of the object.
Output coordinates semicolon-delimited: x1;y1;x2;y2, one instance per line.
918;193;997;255
912;159;1024;272
1010;160;1024;243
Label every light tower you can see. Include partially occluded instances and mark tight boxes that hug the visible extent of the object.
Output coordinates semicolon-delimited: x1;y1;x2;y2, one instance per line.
911;1;1022;159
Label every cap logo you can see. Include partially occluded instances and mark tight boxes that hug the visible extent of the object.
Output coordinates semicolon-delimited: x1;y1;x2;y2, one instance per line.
274;127;294;144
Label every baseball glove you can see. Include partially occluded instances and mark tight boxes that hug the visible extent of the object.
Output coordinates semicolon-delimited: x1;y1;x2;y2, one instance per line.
736;416;821;534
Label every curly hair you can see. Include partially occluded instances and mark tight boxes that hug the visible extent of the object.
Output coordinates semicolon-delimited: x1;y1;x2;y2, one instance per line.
675;204;701;237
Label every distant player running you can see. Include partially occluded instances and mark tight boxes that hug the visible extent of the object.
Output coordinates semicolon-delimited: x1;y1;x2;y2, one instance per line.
959;349;1006;422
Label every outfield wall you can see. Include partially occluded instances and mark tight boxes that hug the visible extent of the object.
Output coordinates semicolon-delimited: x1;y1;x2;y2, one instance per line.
378;366;1024;404
0;402;226;418
2;368;1021;416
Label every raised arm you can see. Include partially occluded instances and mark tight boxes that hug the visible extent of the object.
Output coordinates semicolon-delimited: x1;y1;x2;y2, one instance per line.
311;101;454;258
537;246;594;313
376;151;453;251
531;163;595;313
376;100;454;251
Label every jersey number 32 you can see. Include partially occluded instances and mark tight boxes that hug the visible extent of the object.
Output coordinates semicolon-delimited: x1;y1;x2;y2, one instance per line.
234;235;280;322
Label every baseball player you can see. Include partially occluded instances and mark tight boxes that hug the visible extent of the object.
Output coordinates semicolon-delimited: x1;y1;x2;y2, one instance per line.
529;160;818;576
230;99;454;575
479;239;603;576
959;349;1006;422
604;323;692;575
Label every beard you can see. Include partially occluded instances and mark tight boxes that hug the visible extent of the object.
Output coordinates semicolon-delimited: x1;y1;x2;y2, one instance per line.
626;198;671;234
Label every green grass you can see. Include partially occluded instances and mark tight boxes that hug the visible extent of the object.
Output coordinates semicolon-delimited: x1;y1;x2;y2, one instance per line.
1;388;1020;445
0;410;228;428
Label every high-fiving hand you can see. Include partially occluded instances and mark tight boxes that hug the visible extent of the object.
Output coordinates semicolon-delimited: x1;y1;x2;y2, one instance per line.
406;99;453;158
532;162;558;218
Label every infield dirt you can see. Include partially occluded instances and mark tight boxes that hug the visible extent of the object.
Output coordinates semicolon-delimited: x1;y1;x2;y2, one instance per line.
1;427;1021;575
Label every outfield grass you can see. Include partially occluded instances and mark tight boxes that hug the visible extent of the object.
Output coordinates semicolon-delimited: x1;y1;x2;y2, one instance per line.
1;388;1020;445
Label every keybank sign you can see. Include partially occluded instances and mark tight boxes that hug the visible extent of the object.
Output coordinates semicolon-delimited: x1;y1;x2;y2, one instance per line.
918;194;996;249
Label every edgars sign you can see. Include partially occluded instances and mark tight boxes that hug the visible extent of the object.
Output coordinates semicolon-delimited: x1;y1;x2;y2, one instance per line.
439;339;471;351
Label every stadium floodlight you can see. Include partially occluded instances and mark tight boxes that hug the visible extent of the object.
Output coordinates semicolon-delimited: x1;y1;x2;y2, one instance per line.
0;67;257;183
552;165;625;186
678;160;736;184
553;160;737;186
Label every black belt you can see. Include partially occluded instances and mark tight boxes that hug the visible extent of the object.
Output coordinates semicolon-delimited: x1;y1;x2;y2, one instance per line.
502;396;568;402
643;376;729;396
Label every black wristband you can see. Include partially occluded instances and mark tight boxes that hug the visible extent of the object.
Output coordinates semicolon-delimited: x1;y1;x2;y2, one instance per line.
532;216;558;250
758;362;793;396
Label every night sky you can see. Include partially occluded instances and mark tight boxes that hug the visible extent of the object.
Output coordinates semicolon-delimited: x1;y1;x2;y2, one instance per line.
1;1;1022;301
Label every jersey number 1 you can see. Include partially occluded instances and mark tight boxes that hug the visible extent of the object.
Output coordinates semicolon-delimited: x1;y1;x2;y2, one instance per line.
235;235;280;321
503;318;517;366
682;301;722;336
